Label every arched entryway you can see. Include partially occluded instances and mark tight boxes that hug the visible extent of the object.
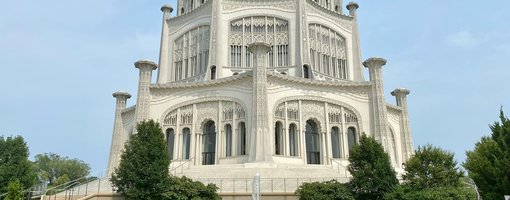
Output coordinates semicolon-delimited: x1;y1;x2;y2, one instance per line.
347;127;357;151
166;128;175;160
331;126;342;158
182;128;191;160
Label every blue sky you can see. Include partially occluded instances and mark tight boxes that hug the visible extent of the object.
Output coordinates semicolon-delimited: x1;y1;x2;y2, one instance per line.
1;0;509;176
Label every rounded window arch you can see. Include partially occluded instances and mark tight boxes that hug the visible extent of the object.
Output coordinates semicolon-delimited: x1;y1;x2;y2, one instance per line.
274;121;284;155
202;120;216;165
173;25;210;81
305;119;321;164
225;124;233;157
308;23;348;79
210;65;216;80
303;64;310;79
182;128;191;159
331;126;342;158
347;127;357;151
289;123;298;156
166;128;175;160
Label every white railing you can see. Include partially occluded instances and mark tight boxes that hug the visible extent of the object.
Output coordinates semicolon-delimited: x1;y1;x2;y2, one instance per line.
169;157;195;176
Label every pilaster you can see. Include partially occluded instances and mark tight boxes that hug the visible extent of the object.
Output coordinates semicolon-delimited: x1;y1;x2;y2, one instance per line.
391;88;413;161
134;60;158;123
106;91;131;177
363;57;390;147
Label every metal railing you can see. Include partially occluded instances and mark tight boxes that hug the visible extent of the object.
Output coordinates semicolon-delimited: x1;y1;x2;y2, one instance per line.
330;157;349;176
196;177;350;193
169;157;195;176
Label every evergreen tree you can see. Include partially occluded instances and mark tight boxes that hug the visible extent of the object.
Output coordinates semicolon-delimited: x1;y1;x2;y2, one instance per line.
464;110;510;200
403;145;463;189
4;180;24;200
0;135;36;194
110;120;170;200
348;134;398;200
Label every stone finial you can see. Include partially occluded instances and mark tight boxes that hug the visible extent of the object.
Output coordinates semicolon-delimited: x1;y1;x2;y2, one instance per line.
391;88;411;97
134;59;158;71
363;57;387;69
112;91;132;99
161;4;173;13
346;1;359;16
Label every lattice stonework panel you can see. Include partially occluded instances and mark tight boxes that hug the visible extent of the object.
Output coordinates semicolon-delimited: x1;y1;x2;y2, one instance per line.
229;16;289;68
308;23;348;79
173;25;210;81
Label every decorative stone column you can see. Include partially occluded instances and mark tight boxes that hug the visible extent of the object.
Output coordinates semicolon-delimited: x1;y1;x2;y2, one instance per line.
134;60;158;123
247;42;273;163
157;4;173;83
363;57;390;146
347;2;363;81
391;88;413;161
106;91;131;176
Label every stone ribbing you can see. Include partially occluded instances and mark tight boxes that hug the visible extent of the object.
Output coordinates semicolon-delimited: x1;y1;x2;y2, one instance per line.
134;60;158;123
391;88;413;161
363;57;390;146
106;91;131;176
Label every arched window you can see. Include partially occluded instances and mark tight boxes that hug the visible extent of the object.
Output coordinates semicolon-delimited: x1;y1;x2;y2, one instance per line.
225;124;232;157
305;120;321;164
173;25;210;81
182;128;191;159
238;122;246;155
210;65;216;80
331;127;342;158
308;24;347;79
303;65;310;79
275;122;284;155
202;121;216;165
289;124;298;156
180;7;184;15
166;128;175;160
229;16;289;68
347;127;357;151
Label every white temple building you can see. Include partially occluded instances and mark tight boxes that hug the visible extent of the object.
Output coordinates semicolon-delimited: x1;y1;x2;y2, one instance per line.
104;0;414;194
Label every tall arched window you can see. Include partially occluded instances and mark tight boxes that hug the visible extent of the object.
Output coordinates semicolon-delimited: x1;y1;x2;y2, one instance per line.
202;121;216;165
225;124;232;157
308;24;347;79
182;128;191;159
274;122;284;155
331;127;342;158
238;122;246;155
305;120;321;164
166;128;175;160
347;127;357;151
229;16;289;68
173;25;210;81
303;65;310;79
289;123;298;156
210;65;216;80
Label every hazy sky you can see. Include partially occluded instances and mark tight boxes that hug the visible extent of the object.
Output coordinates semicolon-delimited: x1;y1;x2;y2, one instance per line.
1;0;509;176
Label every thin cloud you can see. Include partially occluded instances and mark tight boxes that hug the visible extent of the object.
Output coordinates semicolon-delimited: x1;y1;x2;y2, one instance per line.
445;30;480;48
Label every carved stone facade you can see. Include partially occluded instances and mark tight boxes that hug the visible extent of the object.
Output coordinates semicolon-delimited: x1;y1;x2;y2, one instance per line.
107;0;414;189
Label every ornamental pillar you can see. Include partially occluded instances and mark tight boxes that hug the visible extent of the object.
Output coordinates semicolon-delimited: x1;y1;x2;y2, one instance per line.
157;4;173;83
391;88;413;162
106;91;131;177
247;42;272;163
363;57;390;146
134;60;158;123
347;2;364;81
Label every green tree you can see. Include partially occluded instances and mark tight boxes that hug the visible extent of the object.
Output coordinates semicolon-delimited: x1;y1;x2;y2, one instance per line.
33;153;90;186
295;180;354;200
164;176;220;200
0;136;36;194
110;120;171;200
385;145;476;200
403;145;463;189
348;134;398;200
4;180;24;200
464;110;510;200
384;185;476;200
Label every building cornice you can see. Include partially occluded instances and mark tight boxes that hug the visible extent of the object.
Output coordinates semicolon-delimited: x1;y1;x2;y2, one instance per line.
267;71;371;88
386;103;402;112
